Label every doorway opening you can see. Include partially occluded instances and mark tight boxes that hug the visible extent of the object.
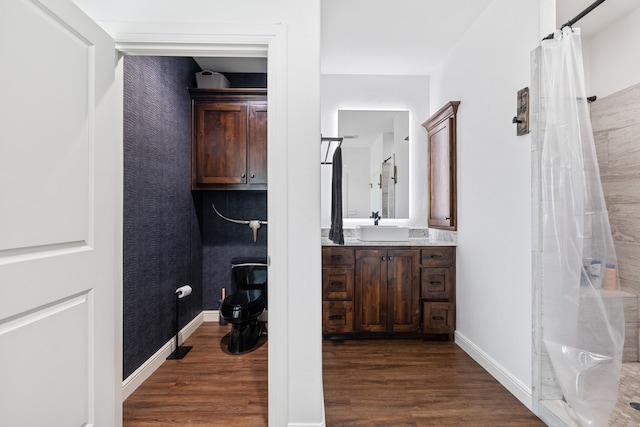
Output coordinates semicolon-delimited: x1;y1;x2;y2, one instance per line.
114;26;289;425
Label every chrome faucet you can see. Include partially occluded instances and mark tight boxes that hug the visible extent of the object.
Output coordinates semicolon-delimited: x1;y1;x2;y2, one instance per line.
371;211;381;225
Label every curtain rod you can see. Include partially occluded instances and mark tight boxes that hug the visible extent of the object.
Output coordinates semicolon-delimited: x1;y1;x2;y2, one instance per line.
542;0;607;40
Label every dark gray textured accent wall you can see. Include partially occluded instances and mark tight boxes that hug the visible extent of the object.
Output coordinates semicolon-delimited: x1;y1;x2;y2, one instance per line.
123;56;203;379
203;191;268;309
199;72;269;309
225;72;267;88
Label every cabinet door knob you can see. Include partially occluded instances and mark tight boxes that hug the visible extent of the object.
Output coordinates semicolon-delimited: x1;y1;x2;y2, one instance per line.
388;256;393;261
251;174;255;178
381;256;386;261
241;173;246;178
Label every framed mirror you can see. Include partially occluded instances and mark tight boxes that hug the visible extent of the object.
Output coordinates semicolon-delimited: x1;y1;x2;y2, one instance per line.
321;110;409;219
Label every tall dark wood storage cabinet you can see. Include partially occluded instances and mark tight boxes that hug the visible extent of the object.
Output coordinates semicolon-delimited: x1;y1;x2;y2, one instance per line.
422;101;459;230
189;88;267;190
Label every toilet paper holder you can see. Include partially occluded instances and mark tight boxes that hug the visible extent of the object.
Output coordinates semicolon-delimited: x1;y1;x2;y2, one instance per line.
167;285;193;360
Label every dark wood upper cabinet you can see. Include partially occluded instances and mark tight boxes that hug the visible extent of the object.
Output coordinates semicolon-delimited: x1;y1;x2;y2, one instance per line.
247;103;268;185
422;101;460;230
190;88;267;190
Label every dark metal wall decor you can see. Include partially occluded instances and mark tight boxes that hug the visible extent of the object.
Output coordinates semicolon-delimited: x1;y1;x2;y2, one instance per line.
513;87;530;136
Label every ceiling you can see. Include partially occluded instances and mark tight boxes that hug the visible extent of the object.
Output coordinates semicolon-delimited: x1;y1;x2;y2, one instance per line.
320;0;493;75
195;0;640;75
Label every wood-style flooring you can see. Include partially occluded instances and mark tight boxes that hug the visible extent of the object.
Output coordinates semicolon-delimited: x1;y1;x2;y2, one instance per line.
123;323;544;426
123;322;268;426
323;338;544;426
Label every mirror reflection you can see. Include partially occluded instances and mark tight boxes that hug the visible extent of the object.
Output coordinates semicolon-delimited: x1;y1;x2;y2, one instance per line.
326;110;409;219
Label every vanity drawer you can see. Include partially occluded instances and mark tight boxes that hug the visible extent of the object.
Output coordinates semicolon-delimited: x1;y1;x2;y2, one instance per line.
323;267;354;300
323;301;354;334
422;302;455;334
421;247;454;267
421;267;453;300
322;247;355;267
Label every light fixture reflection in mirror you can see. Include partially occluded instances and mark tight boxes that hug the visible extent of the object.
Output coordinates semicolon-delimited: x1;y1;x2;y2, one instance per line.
333;110;409;219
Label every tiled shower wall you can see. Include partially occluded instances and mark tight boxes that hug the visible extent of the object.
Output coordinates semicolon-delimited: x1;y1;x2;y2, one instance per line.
591;83;640;359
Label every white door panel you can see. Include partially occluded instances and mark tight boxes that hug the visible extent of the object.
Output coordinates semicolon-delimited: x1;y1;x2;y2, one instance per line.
1;0;93;252
0;292;90;426
0;0;119;426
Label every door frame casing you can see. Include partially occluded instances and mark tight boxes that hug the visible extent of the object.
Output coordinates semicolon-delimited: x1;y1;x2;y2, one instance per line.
107;21;289;426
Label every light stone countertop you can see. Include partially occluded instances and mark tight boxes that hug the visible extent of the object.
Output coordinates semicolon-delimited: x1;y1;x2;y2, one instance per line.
321;227;457;247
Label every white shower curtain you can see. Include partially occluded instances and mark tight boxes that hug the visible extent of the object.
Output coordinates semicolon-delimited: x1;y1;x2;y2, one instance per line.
540;27;624;426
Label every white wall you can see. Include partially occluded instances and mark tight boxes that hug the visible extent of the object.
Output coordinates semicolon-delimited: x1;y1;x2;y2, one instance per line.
585;6;640;98
320;74;429;228
429;0;539;408
71;1;324;426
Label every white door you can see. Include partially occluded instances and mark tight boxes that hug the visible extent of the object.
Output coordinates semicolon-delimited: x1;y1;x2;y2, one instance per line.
0;0;119;426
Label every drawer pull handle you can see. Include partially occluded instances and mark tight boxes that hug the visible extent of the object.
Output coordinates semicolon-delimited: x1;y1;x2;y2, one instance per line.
430;281;442;286
330;281;342;287
433;316;445;321
331;255;342;260
328;315;343;321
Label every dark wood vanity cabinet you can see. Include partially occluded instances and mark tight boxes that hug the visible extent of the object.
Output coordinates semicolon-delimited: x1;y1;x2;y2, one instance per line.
420;247;456;338
322;247;355;334
422;101;460;230
322;246;455;339
190;88;267;190
355;248;420;333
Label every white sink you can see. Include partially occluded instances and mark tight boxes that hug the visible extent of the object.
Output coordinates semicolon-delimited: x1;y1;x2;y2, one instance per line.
356;225;409;242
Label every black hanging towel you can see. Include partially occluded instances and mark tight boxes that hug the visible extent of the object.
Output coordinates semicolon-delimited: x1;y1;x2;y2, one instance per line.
329;145;344;245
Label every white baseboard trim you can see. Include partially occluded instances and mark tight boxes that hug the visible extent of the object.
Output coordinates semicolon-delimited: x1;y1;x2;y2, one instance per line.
202;309;219;322
455;331;533;410
122;311;205;401
287;398;326;427
288;421;326;427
